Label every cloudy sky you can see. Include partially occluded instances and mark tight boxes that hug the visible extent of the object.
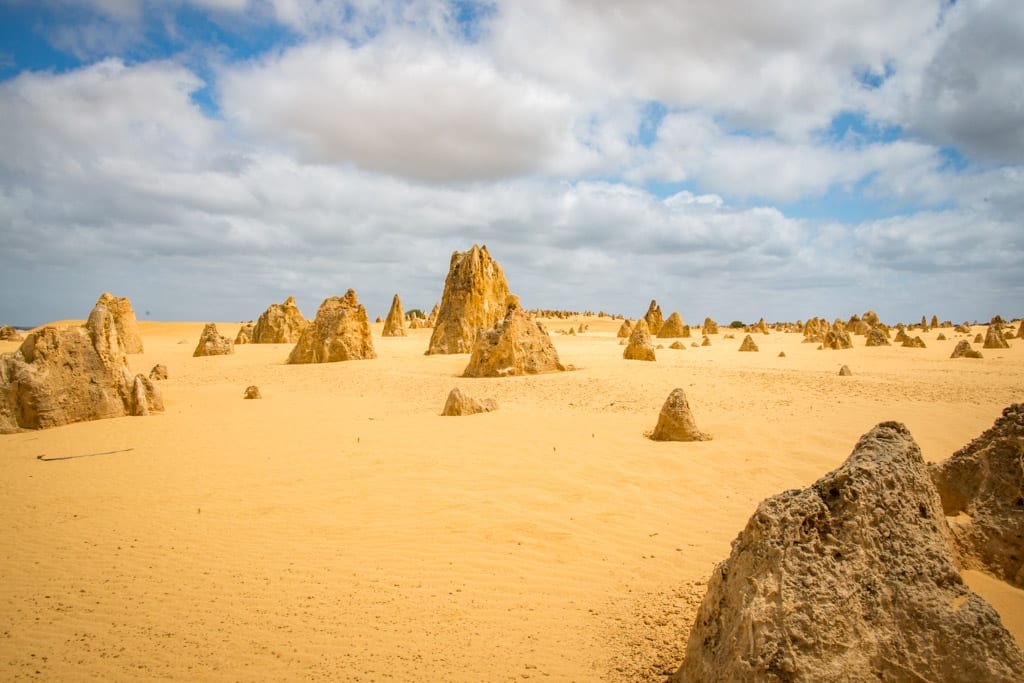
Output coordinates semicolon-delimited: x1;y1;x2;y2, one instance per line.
1;0;1021;326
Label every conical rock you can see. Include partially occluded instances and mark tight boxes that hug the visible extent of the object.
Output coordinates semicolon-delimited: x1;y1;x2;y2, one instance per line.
462;304;565;377
382;294;407;337
657;312;686;338
287;290;376;364
427;245;510;354
649;388;709;442
623;319;656;361
252;296;308;344
193;323;234;357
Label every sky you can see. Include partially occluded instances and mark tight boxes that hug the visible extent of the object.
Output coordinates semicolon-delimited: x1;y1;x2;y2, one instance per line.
0;0;1022;326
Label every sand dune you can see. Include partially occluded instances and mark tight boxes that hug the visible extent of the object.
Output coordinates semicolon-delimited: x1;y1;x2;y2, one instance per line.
2;318;1022;680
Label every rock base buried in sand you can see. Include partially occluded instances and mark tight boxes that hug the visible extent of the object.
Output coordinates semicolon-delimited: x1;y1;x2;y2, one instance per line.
838;364;852;376
950;339;983;358
427;244;511;355
382;293;407;337
441;388;497;416
462;303;565;378
287;290;376;364
672;421;1024;682
649;388;710;442
244;385;261;399
193;323;234;357
623;318;656;361
930;404;1024;587
149;364;168;380
252;296;308;344
738;334;759;352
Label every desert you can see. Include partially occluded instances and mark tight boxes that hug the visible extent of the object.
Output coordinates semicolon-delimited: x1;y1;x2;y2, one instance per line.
2;289;1023;681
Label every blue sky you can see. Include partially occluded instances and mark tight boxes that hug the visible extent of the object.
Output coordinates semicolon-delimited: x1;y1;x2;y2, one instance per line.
0;0;1021;326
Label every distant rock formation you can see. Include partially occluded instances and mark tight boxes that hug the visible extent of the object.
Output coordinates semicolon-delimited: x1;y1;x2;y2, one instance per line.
149;364;168;380
382;293;407;337
930;404;1024;587
623;319;656;361
983;324;1010;349
462;302;565;377
89;292;144;354
243;385;261;399
426;245;510;355
700;336;711;347
754;318;769;334
778;351;786;357
950;340;983;359
657;312;686;339
0;304;163;432
936;332;947;340
649;388;710;442
617;319;634;338
823;323;853;350
193;323;234;357
838;364;852;376
902;335;927;348
669;341;686;350
441;387;497;416
702;317;719;335
235;322;255;344
644;300;664;336
738;334;759;352
287;290;376;364
252;296;308;344
672;422;1024;681
955;322;972;334
864;327;890;346
0;325;23;341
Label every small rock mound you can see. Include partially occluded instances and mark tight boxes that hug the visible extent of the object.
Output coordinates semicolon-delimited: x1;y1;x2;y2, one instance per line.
0;325;23;341
287;290;376;364
623;319;656;361
193;323;234;357
672;422;1024;681
738;335;759;352
657;312;686;338
149;364;168;380
983;324;1010;349
700;336;711;347
669;341;686;350
462;303;565;378
427;245;511;355
441;387;497;416
936;332;947;340
902;335;927;348
252;296;308;344
950;339;983;359
382;293;407;337
929;404;1024;587
649;388;710;442
243;385;262;399
838;364;852;376
778;351;786;357
235;322;255;344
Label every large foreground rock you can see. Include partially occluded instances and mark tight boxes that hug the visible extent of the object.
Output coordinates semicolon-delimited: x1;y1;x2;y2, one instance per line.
88;292;144;354
462;303;565;377
193;323;234;357
930;404;1024;587
382;293;407;337
649;388;710;442
287;290;376;364
673;421;1024;682
426;245;510;354
252;296;308;344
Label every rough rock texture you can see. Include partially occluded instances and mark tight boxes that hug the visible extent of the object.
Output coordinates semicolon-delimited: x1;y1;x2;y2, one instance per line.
738;335;759;352
902;335;927;348
649;388;710;442
984;324;1010;349
823;324;853;350
657;312;687;338
929;404;1024;587
838;364;852;376
702;317;719;335
88;292;144;354
0;314;163;433
623;319;656;361
462;304;565;378
617;319;634;338
673;422;1024;682
864;327;890;347
193;323;234;357
0;325;23;341
426;245;510;355
755;318;769;334
234;322;255;344
441;387;497;416
950;340;983;359
287;290;376;364
149;364;168;380
243;385;261;399
644;300;664;336
382;293;407;337
252;296;308;344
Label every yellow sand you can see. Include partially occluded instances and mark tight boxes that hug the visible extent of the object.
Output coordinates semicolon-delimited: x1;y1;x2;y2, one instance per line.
1;319;1022;681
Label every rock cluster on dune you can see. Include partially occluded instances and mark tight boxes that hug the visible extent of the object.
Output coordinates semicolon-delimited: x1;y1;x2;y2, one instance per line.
673;421;1024;682
427;245;510;355
738;334;759;352
623;319;656;361
657;312;686;339
91;292;144;354
462;301;565;378
287;290;376;364
649;388;710;442
950;339;983;359
382;294;407;337
864;327;890;346
252;296;308;344
0;325;24;341
193;323;234;357
822;322;853;350
644;300;664;335
0;296;163;433
441;387;497;416
930;404;1024;587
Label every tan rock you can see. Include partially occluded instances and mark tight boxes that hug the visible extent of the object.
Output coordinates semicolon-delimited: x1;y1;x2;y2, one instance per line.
193;323;234;357
702;317;719;335
930;404;1024;587
382;293;407;337
88;292;144;354
0;325;23;341
983;324;1010;349
234;322;254;344
657;312;686;338
149;364;168;380
441;387;497;416
462;303;565;377
426;245;510;355
864;327;890;346
936;332;947;340
974;332;984;344
738;334;759;352
755;318;769;334
672;422;1024;682
701;336;711;347
902;335;927;348
287;290;376;364
252;296;308;344
669;341;686;350
649;388;710;442
823;323;853;350
623;319;656;361
243;385;261;399
616;319;634;338
950;339;983;359
644;300;664;335
838;364;852;376
778;351;786;357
